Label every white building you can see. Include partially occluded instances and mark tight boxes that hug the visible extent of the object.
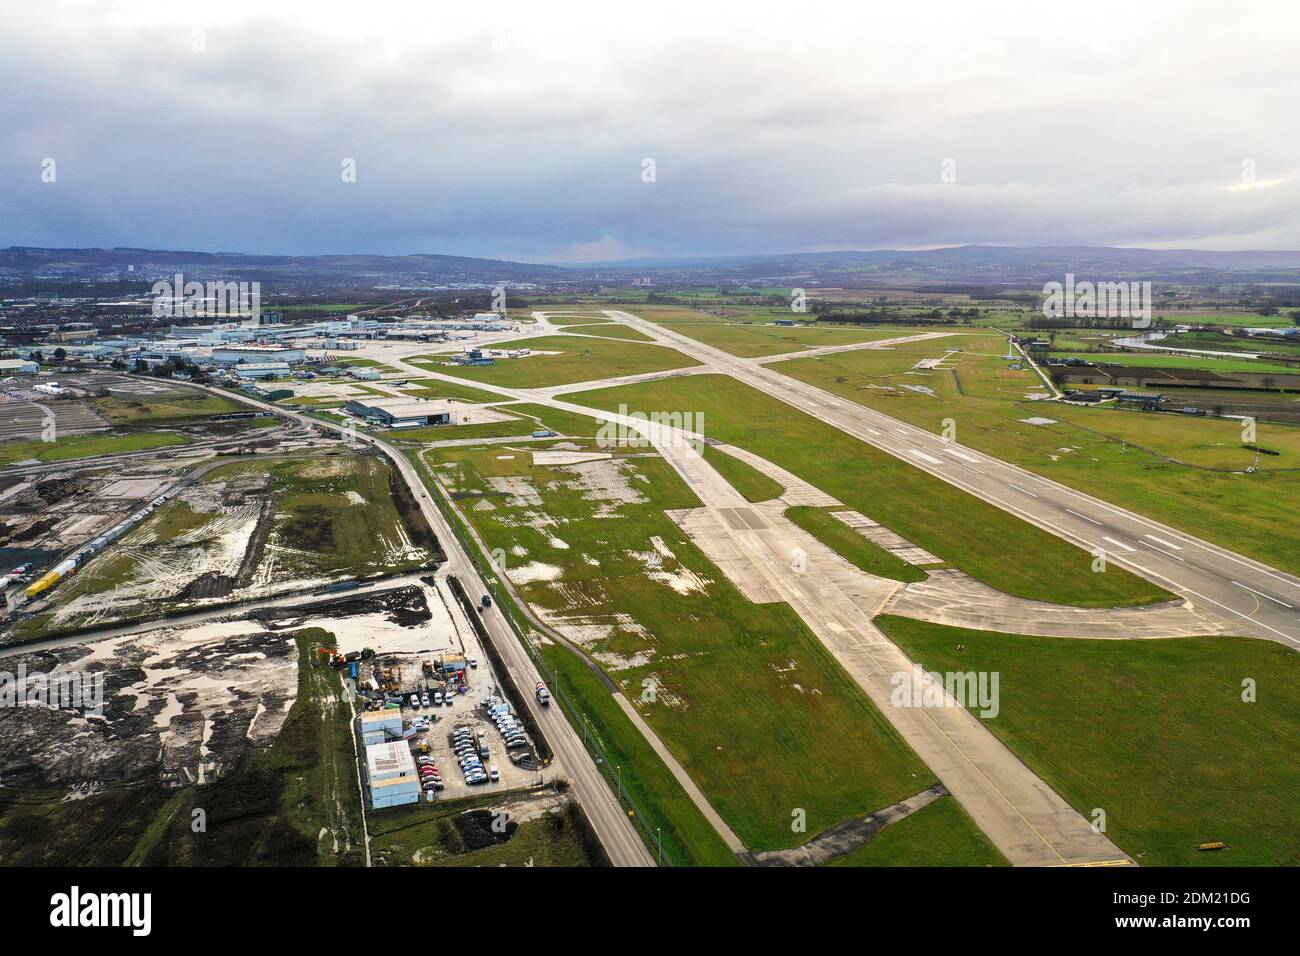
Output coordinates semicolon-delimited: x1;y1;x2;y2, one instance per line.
211;344;305;365
365;740;420;809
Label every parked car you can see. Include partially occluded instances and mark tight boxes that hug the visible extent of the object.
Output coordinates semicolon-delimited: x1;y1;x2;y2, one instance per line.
409;695;421;710
469;658;478;669
433;691;443;705
506;739;529;750
420;693;431;707
489;765;499;782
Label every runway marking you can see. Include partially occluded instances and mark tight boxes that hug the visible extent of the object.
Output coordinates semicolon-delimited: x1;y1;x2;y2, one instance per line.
1141;541;1184;562
1065;509;1102;526
1232;582;1294;609
908;449;944;466
1100;535;1135;552
1008;484;1038;498
943;446;980;463
1144;534;1182;550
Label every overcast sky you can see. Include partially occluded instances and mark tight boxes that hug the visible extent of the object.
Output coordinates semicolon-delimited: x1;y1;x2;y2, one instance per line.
2;0;1299;262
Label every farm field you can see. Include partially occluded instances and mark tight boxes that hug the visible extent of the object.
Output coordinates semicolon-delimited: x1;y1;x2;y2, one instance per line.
1159;329;1300;356
426;440;935;851
877;615;1300;867
570;374;1170;607
770;334;1300;575
1046;351;1299;375
421;335;699;388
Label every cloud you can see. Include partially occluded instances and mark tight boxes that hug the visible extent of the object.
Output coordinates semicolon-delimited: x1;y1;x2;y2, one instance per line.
2;0;1299;259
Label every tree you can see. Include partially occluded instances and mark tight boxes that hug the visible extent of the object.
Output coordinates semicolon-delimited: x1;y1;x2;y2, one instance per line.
53;347;67;361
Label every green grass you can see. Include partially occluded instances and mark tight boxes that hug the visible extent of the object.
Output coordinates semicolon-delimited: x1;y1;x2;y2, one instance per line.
369;790;603;867
540;643;740;866
571;374;1170;608
629;306;911;357
430;442;934;851
427;335;699;388
701;445;784;502
827;796;1008;867
400;378;509;403
92;392;247;424
771;333;1300;577
785;506;927;582
0;430;190;467
1046;352;1299;375
562;323;654;341
877;615;1300;866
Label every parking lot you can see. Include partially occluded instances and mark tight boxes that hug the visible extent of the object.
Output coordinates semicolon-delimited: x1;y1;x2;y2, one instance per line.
354;578;546;803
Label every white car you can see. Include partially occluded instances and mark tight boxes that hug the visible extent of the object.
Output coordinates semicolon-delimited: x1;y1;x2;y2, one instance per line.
420;693;431;707
489;765;499;782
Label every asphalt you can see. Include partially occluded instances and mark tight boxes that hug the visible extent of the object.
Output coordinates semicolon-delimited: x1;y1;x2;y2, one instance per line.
598;309;1300;652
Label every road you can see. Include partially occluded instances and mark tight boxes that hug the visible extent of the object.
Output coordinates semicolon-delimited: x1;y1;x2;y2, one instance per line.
597;310;1300;651
192;383;656;867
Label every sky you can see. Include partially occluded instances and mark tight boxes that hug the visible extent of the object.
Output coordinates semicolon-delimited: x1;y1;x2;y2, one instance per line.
3;0;1300;262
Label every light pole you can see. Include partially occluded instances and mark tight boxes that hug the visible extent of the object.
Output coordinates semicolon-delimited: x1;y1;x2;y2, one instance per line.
616;765;622;801
656;827;662;865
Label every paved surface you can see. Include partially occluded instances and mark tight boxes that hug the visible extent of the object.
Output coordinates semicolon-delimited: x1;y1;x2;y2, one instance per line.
183;382;657;867
594;310;1300;652
883;569;1231;639
621;420;1130;866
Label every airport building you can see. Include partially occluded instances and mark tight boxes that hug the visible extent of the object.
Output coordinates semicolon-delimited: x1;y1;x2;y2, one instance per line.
211;344;306;365
343;396;454;428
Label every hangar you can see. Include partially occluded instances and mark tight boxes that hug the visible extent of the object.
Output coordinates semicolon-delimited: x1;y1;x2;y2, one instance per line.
343;396;453;427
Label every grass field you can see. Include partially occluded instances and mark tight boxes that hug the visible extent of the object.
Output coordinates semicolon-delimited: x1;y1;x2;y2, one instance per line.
538;643;741;866
769;332;1300;576
877;615;1300;866
571;374;1170;607
428;441;935;851
827;796;1008;867
399;378;508;403
627;305;914;357
215;454;436;577
561;323;654;341
426;335;699;388
369;790;604;867
92;391;247;424
785;506;927;583
1159;329;1300;357
1046;351;1299;375
701;445;783;502
0;430;190;467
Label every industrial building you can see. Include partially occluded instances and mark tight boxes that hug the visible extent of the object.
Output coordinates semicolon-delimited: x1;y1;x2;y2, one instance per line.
343;396;454;428
0;359;38;374
233;362;292;380
365;741;420;809
347;367;382;381
211;344;305;365
360;710;404;747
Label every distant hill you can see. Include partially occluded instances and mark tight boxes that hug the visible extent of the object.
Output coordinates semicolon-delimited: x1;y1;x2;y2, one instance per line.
5;244;1300;289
